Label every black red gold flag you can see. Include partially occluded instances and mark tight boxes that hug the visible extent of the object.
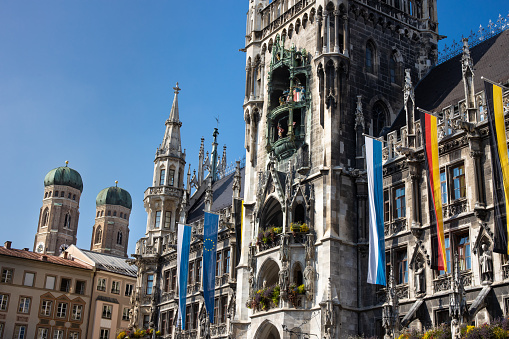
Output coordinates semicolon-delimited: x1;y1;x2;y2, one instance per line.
421;110;447;272
485;81;509;254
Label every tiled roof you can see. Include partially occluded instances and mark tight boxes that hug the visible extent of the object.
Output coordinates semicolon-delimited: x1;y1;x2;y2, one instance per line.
79;249;137;277
416;30;509;112
0;246;92;270
187;167;245;224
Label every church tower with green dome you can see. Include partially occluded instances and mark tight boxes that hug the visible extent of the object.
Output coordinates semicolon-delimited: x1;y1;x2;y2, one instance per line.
91;182;132;258
34;162;83;255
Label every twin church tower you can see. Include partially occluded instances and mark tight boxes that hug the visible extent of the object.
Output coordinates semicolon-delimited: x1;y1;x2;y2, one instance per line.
33;162;132;258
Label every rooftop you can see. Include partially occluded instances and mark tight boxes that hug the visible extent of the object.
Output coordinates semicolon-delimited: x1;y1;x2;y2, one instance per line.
0;243;92;270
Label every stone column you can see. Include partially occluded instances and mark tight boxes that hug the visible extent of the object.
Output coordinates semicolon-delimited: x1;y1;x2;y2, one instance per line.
323;11;329;54
316;14;323;55
409;167;421;228
245;63;251;100
260;54;266;99
470;134;486;219
334;11;340;53
342;14;349;56
250;64;256;100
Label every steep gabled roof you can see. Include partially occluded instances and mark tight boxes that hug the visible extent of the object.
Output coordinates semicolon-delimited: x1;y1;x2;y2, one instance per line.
186;167;245;224
416;30;509;112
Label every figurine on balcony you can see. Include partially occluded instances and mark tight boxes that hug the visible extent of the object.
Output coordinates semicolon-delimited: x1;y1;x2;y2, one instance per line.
200;311;211;339
480;243;493;284
277;124;285;138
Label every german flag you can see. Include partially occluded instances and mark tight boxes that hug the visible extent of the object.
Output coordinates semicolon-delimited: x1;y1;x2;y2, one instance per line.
421;111;447;272
485;81;509;254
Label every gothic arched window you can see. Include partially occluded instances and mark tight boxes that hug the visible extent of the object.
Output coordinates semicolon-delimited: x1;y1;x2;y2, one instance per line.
117;231;122;245
42;208;49;227
95;227;102;244
64;213;71;228
366;42;375;74
372;101;389;137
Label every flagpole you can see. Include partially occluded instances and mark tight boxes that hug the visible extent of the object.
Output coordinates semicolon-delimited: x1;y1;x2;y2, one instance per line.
416;107;442;119
362;133;385;142
481;76;509;90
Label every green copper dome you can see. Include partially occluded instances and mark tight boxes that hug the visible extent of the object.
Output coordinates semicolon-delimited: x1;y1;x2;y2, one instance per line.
96;186;132;209
44;166;83;192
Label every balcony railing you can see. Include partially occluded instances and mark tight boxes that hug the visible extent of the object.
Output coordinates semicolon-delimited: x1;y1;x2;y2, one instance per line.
443;199;469;219
144;186;182;199
215;274;230;287
384;219;407;237
433;270;473;293
211;324;228;337
187;282;201;295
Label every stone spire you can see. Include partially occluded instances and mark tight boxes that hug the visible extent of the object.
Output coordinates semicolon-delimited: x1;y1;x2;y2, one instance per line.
461;38;476;120
198;137;205;184
162;83;182;154
404;69;416;148
211;128;219;182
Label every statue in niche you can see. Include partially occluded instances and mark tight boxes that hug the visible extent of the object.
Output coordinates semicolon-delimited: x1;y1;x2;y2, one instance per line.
414;260;426;295
479;243;493;283
279;263;289;291
305;233;314;261
303;264;314;301
279;234;290;262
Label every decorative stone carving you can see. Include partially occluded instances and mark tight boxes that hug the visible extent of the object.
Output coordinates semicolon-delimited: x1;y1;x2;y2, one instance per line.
200;309;211;339
279;262;289;297
354;95;364;130
279;234;290;262
383;268;399;339
479;243;493;284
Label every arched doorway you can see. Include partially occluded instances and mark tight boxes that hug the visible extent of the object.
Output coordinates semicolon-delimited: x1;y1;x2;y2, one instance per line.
255;321;281;339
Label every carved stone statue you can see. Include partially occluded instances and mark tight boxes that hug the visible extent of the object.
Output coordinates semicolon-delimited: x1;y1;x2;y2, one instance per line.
480;243;493;283
248;271;256;297
305;233;314;261
279;263;289;291
131;307;139;328
279;234;290;262
304;264;314;301
414;261;425;295
451;318;461;339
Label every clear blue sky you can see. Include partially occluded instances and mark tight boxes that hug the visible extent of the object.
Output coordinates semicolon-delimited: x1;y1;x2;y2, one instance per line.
0;0;507;256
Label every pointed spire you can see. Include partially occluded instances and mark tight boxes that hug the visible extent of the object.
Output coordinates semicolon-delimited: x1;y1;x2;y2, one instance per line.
162;82;183;156
169;82;181;123
211;128;219;182
198;137;205;185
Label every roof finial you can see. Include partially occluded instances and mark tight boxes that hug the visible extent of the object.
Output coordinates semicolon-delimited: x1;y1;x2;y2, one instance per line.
115;180;118;187
65;160;69;167
173;82;181;95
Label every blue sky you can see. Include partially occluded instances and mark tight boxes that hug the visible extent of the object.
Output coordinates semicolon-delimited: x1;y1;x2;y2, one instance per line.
0;0;507;256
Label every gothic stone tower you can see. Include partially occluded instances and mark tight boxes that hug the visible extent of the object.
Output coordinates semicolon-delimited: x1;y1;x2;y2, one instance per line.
34;163;83;255
91;184;132;258
130;83;186;329
236;0;439;337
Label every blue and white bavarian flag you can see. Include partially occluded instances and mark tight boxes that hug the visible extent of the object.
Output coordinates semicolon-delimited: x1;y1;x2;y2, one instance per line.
203;212;219;323
177;223;192;329
366;136;386;286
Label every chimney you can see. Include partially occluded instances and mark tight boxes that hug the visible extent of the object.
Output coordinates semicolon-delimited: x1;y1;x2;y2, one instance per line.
41;255;48;261
63;252;68;259
4;241;11;249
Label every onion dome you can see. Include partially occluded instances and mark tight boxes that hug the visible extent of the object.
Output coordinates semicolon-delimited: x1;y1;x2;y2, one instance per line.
96;185;132;209
44;164;83;192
